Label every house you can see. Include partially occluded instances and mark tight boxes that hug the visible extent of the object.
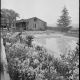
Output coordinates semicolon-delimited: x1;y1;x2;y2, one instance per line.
16;17;47;31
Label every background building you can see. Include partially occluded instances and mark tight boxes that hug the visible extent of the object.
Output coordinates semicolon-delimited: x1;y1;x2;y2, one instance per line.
16;17;47;31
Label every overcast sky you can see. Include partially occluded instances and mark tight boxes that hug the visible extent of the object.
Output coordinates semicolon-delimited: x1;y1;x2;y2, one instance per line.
1;0;79;25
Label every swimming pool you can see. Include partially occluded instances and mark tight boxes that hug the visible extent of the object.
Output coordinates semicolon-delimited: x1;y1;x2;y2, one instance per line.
33;34;78;58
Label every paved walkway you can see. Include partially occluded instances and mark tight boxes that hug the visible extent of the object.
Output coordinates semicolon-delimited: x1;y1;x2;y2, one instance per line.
1;38;10;80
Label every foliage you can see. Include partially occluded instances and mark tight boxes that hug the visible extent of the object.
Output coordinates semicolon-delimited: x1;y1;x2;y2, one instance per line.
57;6;71;32
25;35;34;47
60;40;79;80
1;8;19;30
35;46;43;51
4;33;79;80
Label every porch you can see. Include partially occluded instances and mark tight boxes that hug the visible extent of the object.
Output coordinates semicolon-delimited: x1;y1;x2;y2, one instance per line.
16;22;27;30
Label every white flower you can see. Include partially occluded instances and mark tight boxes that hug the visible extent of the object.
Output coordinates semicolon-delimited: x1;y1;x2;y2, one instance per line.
34;59;39;64
73;68;79;74
14;58;19;61
6;42;11;46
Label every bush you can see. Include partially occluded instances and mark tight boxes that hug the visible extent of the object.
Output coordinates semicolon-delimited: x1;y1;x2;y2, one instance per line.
26;35;34;47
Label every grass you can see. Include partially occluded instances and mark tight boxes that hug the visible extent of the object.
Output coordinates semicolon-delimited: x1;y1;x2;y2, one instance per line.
63;32;79;38
1;28;79;38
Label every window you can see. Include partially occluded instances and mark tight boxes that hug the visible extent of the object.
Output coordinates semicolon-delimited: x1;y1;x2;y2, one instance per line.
35;24;36;28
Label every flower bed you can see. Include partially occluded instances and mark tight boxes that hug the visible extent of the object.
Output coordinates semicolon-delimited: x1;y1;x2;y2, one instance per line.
3;33;79;80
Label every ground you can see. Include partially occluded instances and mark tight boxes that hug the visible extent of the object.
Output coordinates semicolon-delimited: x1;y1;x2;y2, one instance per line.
1;28;79;38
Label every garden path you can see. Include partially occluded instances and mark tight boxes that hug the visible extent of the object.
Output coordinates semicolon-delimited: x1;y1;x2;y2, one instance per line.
1;38;10;80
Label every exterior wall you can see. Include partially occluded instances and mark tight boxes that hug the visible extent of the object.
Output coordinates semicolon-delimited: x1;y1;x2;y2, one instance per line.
16;22;26;30
26;18;47;30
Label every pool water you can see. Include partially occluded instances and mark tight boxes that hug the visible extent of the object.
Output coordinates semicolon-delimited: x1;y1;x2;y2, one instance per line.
33;34;78;58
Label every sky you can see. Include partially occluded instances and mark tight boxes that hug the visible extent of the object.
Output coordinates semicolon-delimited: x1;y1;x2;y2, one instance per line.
1;0;79;26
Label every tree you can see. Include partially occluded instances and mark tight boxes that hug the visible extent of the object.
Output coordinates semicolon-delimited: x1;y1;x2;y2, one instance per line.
57;6;71;32
1;8;19;30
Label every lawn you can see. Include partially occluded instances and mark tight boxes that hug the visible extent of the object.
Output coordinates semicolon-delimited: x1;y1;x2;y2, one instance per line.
1;28;79;38
63;32;79;38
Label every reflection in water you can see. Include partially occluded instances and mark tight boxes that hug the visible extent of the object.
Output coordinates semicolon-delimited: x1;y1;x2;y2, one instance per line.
45;38;62;58
45;38;62;54
34;38;47;45
68;40;77;50
34;36;78;58
56;37;69;55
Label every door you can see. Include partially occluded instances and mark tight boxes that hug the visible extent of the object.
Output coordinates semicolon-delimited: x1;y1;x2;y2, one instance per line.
22;22;26;30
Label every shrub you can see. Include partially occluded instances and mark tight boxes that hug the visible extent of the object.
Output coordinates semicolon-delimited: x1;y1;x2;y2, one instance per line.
25;35;34;47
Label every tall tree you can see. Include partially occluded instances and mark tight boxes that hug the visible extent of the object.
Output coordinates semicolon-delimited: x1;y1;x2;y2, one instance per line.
1;8;19;30
57;6;71;32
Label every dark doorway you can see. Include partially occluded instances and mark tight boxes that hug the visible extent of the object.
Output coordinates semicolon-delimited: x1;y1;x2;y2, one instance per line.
22;22;26;30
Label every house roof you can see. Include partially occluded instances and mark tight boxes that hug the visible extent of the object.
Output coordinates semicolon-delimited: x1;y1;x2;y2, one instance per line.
16;17;47;23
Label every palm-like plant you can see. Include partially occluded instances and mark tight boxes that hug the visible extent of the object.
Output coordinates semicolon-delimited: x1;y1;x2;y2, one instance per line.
26;35;34;47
